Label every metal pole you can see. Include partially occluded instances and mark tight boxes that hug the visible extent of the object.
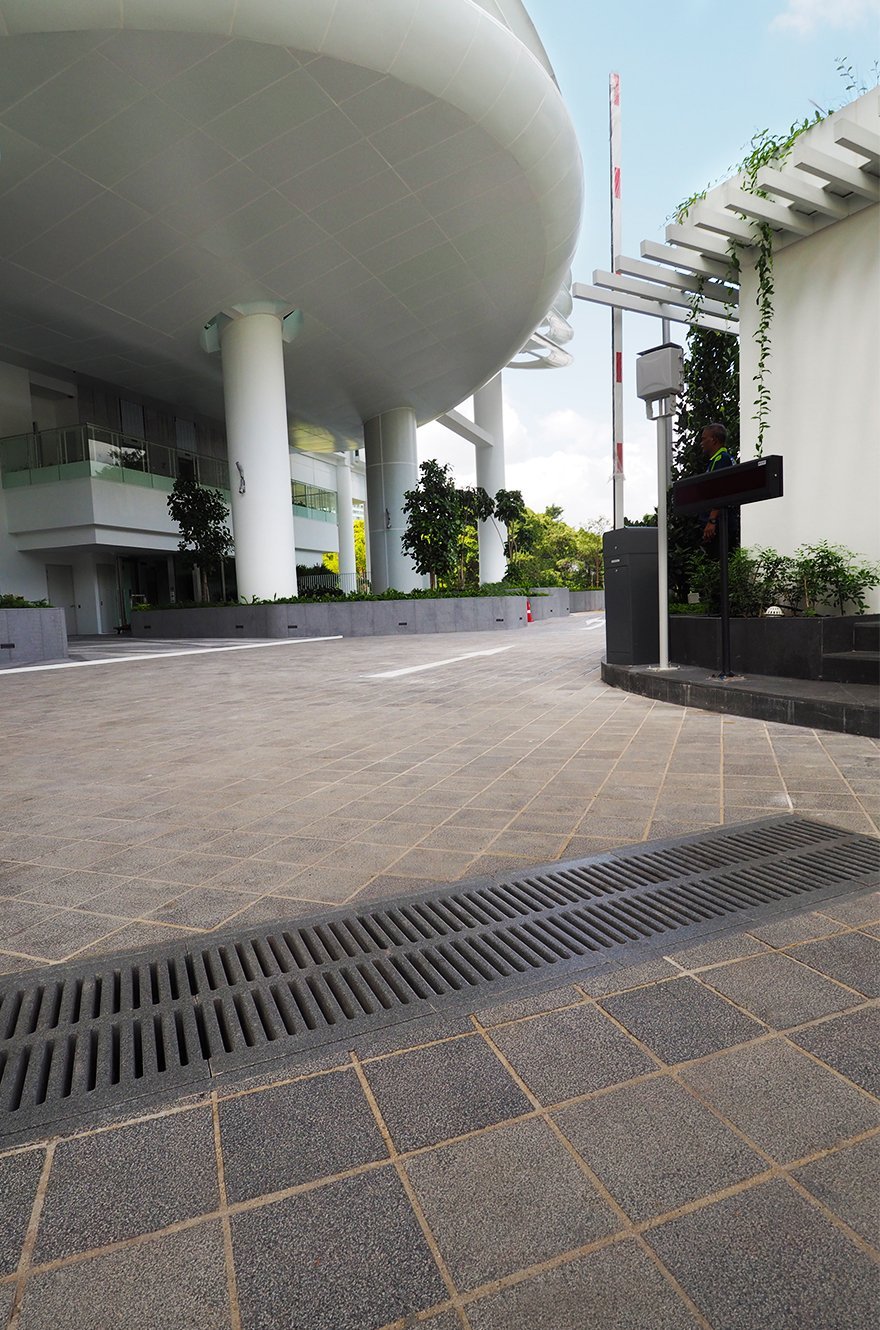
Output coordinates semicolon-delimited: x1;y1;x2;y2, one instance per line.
718;507;732;676
610;72;624;528
656;317;672;669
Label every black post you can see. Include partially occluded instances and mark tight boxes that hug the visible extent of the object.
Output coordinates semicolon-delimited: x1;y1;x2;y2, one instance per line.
718;506;732;677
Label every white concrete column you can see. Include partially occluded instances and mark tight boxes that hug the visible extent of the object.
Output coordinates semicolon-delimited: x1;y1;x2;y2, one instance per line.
335;452;357;592
363;407;424;592
474;373;507;584
211;307;298;601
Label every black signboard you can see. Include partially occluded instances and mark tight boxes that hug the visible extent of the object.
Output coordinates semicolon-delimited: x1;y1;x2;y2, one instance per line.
673;456;783;515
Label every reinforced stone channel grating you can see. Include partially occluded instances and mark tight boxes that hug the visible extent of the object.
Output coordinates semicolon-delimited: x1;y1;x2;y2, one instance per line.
0;816;877;1136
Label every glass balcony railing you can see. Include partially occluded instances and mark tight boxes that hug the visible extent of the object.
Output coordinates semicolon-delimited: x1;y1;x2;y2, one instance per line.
0;423;230;492
292;481;337;523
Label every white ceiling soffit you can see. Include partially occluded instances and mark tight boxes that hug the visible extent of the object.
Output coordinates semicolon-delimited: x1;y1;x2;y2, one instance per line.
574;88;878;337
0;0;583;443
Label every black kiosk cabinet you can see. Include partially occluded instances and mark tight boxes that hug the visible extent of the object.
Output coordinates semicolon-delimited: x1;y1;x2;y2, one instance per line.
602;527;659;665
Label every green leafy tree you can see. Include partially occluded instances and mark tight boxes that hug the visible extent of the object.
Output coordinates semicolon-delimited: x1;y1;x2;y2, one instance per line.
401;460;462;589
166;478;232;602
353;518;367;580
455;485;494;588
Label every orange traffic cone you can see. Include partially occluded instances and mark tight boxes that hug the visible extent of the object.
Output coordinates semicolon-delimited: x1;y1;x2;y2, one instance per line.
526;598;533;623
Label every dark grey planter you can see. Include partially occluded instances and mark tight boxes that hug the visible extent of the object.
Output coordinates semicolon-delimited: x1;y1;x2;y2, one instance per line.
669;614;876;680
132;596;530;641
0;608;68;665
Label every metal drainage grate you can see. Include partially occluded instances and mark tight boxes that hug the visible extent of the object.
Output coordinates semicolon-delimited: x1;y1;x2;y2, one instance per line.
0;815;877;1136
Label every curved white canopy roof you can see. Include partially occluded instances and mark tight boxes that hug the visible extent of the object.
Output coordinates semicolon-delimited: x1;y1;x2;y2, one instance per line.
0;0;583;445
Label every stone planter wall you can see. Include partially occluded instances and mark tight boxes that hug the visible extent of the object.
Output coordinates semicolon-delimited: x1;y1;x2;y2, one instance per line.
0;608;68;665
132;596;530;641
570;590;605;613
668;614;870;680
528;588;570;620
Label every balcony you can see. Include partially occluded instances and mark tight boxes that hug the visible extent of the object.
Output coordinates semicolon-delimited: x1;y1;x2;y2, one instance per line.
0;423;229;492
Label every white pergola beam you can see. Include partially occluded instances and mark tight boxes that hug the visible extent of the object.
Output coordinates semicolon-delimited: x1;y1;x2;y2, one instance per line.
614;254;739;303
833;119;880;164
665;222;738;260
755;166;850;219
639;240;734;281
437;409;493;448
592;270;735;319
723;187;817;237
795;146;880;200
572;282;737;334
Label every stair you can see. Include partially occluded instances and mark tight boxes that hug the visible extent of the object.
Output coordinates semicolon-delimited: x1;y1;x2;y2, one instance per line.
820;614;880;685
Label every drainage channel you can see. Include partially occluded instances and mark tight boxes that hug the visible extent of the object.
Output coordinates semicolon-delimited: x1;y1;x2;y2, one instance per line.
1;815;877;1138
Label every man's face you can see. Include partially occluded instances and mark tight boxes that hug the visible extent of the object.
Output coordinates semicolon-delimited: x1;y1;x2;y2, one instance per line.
700;430;715;457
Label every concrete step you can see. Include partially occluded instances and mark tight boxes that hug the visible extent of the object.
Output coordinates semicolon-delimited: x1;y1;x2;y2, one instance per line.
853;620;880;652
820;651;880;685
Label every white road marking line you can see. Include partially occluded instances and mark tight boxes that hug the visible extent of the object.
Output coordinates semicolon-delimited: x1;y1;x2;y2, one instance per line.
364;645;516;679
0;636;343;676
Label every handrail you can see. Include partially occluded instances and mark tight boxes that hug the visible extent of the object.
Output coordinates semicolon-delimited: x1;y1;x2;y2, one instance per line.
0;422;229;491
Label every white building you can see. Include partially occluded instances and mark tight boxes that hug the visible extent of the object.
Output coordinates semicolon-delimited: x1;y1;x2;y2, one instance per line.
0;0;583;631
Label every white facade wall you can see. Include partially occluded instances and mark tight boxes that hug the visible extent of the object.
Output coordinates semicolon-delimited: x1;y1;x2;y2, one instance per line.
740;203;879;610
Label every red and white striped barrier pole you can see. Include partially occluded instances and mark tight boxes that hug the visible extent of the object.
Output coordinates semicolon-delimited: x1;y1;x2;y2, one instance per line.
610;72;625;529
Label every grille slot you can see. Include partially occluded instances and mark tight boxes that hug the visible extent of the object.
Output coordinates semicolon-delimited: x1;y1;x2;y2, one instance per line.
0;816;876;1136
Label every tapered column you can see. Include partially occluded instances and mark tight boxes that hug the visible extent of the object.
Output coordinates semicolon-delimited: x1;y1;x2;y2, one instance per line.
474;373;507;584
205;305;299;601
335;451;357;591
363;407;423;592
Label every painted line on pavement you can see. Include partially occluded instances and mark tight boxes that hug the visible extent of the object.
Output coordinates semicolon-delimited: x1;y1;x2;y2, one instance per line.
364;645;516;679
0;636;343;676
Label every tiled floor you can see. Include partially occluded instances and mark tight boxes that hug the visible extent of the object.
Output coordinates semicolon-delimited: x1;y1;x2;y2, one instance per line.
0;617;877;974
1;617;878;1328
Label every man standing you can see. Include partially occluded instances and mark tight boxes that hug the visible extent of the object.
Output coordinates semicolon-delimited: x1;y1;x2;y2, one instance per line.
699;422;740;557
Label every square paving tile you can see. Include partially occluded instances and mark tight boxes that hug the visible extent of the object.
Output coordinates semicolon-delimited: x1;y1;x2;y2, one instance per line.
791;932;880;996
489;1005;656;1105
648;1179;880;1330
788;1005;879;1096
818;891;880;925
219;1067;387;1203
793;1134;880;1245
473;984;587;1027
231;1168;446;1330
698;952;860;1028
599;976;764;1063
35;1107;219;1262
466;1238;702;1330
575;956;679;997
404;1117;620;1289
8;909;126;963
747;911;845;947
0;1148;44;1276
145;886;256;929
20;1221;231;1330
665;931;770;970
361;1036;531;1152
681;1039;880;1162
553;1076;765;1221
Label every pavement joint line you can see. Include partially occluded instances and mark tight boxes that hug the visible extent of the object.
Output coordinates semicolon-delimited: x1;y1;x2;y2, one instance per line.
587;999;671;1069
739;932;879;1002
349;1051;474;1329
781;1168;880;1261
211;1091;242;1330
776;1028;880;1104
633;1232;716;1330
6;1139;55;1330
0;636;344;676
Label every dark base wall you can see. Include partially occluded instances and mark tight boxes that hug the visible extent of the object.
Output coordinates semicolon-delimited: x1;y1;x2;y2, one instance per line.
669;615;878;680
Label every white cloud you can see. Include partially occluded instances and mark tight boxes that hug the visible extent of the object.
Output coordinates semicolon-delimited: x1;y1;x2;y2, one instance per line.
418;402;660;529
770;0;880;35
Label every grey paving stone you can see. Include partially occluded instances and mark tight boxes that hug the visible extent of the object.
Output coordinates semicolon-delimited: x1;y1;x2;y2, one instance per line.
350;1011;475;1060
793;1135;880;1245
421;1313;461;1330
553;1076;765;1221
405;1118;619;1289
788;1005;880;1096
665;931;770;970
792;932;880;996
747;911;845;947
473;984;587;1027
489;1004;655;1104
817;891;880;925
19;1221;230;1330
35;1107;219;1261
600;976;764;1063
681;1039;880;1162
0;1286;14;1325
360;1036;531;1152
699;952;860;1029
648;1179;880;1330
0;1147;44;1276
219;1067;387;1203
575;955;679;997
8;909;127;963
231;1168;446;1330
466;1237;702;1330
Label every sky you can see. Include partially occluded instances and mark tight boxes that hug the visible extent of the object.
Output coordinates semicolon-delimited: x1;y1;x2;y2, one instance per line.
417;0;880;528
